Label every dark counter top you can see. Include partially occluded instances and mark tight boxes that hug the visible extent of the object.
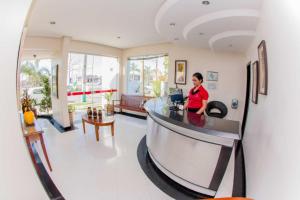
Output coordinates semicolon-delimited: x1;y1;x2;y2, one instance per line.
144;97;240;140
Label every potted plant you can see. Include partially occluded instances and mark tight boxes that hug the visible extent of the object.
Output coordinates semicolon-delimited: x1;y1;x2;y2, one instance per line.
68;104;75;127
21;90;37;125
104;91;114;115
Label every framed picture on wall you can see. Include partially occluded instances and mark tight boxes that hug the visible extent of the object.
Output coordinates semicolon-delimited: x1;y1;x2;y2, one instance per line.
206;71;218;81
252;61;259;104
258;40;268;95
52;64;59;99
175;60;187;85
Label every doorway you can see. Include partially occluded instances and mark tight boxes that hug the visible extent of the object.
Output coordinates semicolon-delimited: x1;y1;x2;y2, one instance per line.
241;61;251;138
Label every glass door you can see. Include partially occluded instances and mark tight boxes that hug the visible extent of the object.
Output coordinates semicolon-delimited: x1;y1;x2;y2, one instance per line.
67;53;119;112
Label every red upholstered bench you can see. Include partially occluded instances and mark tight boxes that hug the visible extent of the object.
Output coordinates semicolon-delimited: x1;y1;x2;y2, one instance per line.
113;94;152;114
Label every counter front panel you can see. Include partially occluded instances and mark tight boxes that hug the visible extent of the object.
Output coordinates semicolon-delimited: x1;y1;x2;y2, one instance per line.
144;98;240;196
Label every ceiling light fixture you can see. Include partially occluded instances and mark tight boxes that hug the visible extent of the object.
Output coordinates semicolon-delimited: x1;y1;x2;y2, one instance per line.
202;1;210;5
117;36;121;39
174;38;179;41
199;32;205;35
169;22;176;27
49;21;56;25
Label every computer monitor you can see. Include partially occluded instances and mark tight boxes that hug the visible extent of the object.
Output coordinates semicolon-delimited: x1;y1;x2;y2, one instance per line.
169;88;184;104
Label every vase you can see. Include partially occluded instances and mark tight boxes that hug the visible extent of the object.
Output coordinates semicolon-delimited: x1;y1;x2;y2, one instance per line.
24;110;35;126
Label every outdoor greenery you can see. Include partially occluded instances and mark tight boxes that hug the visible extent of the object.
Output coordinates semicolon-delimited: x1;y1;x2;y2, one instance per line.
152;80;161;97
21;61;52;113
39;75;52;113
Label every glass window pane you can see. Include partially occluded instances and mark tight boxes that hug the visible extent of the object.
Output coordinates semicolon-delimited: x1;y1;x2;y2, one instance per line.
127;55;169;97
127;60;143;95
144;58;157;97
67;53;119;111
67;53;85;106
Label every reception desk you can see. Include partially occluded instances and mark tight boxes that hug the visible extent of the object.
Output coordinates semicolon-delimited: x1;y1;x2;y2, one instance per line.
144;97;241;196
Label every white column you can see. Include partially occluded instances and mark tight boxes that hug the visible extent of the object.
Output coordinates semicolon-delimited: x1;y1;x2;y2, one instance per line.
51;36;71;127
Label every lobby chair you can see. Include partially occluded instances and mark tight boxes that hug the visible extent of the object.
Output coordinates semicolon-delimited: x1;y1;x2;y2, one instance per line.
205;101;228;118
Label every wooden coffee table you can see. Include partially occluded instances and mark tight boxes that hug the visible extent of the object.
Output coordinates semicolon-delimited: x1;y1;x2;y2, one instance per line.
82;114;115;142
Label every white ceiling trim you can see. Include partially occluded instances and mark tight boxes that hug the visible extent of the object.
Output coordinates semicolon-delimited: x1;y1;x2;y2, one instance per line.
209;30;256;51
183;9;260;39
155;0;180;34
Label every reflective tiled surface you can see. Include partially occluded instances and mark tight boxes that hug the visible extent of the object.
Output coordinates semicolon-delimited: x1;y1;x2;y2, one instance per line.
34;114;172;200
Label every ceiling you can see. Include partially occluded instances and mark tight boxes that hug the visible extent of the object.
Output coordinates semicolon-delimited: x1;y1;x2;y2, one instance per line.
27;0;262;52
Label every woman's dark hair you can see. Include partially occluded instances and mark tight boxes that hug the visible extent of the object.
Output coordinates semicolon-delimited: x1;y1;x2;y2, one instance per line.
193;72;203;83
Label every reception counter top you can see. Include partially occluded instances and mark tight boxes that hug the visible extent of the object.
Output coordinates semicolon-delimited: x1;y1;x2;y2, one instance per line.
144;97;241;196
144;97;240;146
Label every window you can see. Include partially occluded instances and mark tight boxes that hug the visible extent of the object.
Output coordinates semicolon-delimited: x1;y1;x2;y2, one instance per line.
20;59;52;114
127;54;169;97
67;53;119;110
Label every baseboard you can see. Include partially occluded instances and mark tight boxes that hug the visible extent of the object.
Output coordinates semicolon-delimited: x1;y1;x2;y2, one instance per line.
114;111;147;120
37;115;77;133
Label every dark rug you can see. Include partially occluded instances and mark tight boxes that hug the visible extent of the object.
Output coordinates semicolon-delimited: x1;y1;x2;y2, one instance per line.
137;136;212;200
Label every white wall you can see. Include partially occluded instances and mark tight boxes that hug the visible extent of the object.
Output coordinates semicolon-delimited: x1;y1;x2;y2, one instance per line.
0;1;48;199
243;0;300;199
22;36;62;59
122;43;247;121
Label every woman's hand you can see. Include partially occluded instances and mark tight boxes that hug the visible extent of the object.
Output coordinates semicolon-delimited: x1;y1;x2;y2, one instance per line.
183;99;189;110
196;100;207;114
196;110;203;115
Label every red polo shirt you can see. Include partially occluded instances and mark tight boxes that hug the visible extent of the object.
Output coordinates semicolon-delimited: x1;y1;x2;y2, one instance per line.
188;85;209;109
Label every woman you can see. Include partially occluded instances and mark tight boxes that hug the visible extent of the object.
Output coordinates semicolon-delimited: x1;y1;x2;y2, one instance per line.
183;72;209;115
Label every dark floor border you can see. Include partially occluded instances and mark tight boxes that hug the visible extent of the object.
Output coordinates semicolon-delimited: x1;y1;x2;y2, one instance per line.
209;146;232;191
38;115;77;133
114;111;147;120
137;136;212;200
232;141;246;197
31;144;64;200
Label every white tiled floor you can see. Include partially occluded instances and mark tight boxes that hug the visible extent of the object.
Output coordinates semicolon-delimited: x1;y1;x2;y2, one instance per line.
35;114;172;200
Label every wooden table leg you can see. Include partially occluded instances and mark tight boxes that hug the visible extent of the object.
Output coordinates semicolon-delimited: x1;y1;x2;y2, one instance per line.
25;137;40;174
39;134;53;172
82;119;86;134
111;122;114;136
95;125;99;142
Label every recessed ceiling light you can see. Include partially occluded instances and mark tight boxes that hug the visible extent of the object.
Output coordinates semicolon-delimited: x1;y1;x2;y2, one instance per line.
117;36;121;39
202;1;210;5
174;38;179;41
169;22;176;27
49;21;56;25
199;32;205;35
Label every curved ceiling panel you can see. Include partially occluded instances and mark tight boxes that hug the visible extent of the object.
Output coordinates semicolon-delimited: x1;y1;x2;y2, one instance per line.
186;16;258;49
155;0;180;34
155;0;262;53
211;35;255;53
209;30;256;49
183;9;259;39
